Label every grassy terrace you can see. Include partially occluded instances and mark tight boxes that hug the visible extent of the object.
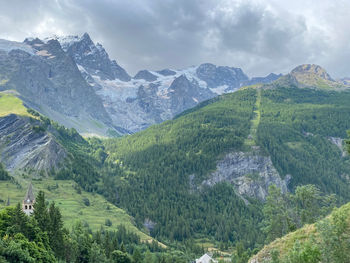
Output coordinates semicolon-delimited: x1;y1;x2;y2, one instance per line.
0;178;151;241
0;91;32;117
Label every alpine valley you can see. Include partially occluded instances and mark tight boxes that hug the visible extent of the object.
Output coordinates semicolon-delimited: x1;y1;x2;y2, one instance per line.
1;33;350;263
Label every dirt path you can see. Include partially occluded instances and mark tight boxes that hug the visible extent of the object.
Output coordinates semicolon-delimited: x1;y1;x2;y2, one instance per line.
244;88;261;147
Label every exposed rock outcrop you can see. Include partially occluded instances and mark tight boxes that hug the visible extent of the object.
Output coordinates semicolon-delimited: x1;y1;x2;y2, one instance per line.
328;137;348;157
289;64;346;89
196;63;249;92
202;151;290;201
0;114;66;172
134;70;158;81
58;33;131;81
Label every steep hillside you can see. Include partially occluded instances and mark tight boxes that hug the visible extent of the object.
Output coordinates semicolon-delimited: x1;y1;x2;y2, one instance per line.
0;91;67;172
0;38;115;136
0;114;67;172
249;202;350;263
100;66;350;247
0;93;155;243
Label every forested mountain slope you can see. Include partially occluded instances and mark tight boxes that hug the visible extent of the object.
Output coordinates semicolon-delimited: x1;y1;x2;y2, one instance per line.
100;66;350;247
0;92;152;242
2;64;350;253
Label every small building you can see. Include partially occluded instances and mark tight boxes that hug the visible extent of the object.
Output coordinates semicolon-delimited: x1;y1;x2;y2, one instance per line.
196;254;218;263
22;183;35;215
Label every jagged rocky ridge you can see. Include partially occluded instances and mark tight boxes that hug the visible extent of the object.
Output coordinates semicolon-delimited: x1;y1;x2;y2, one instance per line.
0;38;114;136
53;33;282;133
0;33;281;135
0;114;66;172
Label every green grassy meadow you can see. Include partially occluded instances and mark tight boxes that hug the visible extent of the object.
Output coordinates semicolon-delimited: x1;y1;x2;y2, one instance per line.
0;91;32;117
0;177;151;241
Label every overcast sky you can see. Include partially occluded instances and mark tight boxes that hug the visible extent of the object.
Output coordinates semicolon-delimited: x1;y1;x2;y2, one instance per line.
0;0;349;78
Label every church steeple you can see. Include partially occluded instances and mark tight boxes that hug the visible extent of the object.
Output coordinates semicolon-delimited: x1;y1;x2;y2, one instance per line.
22;183;35;215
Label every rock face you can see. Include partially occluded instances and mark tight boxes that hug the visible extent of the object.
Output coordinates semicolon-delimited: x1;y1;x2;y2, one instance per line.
169;75;214;115
202;152;290;201
328;137;348;157
57;33;131;81
291;64;333;81
134;70;158;81
289;64;347;89
0;114;66;172
156;69;176;76
0;33;282;135
196;63;249;92
0;37;114;136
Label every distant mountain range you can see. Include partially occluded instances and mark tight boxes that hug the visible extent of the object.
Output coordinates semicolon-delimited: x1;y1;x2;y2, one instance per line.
0;33;283;136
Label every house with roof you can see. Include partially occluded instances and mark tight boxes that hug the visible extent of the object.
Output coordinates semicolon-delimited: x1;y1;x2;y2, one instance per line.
195;253;218;263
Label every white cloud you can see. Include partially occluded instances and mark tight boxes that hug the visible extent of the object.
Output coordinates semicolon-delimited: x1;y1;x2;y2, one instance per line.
0;0;349;78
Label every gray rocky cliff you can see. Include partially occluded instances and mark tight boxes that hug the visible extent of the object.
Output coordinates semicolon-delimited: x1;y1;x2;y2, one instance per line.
196;63;249;92
202;151;290;201
0;114;66;173
59;33;131;81
134;70;158;81
0;38;115;136
169;75;215;116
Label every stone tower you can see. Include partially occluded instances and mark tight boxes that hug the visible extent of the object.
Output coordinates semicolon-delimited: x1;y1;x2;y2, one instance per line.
23;183;35;215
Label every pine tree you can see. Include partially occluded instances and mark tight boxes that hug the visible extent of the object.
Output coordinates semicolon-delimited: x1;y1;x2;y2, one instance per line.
9;203;29;236
111;250;131;263
132;247;142;263
48;201;64;258
33;191;49;232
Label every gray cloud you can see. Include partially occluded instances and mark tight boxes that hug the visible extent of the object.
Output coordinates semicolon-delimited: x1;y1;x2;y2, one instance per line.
0;0;348;78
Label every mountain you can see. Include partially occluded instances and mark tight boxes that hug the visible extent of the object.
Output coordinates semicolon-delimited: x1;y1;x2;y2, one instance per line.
0;38;116;136
56;33;131;82
288;64;345;89
0;33;281;136
99;65;350;246
53;33;281;133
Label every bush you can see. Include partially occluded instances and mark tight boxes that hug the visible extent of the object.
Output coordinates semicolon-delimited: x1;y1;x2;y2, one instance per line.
105;219;112;227
83;197;90;206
